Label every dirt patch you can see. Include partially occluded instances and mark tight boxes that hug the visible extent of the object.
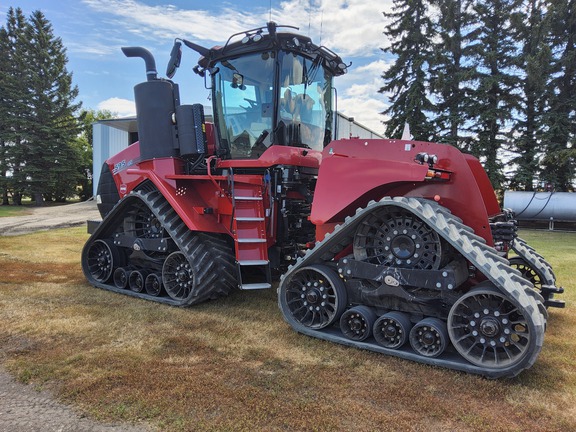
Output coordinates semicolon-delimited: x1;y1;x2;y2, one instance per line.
0;200;101;236
0;202;154;431
0;366;152;432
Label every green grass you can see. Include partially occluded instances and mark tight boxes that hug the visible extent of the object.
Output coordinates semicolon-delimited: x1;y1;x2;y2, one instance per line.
0;228;575;432
0;204;33;217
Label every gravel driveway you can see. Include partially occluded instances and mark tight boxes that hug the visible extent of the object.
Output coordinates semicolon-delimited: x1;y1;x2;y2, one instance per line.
0;200;153;431
0;200;101;236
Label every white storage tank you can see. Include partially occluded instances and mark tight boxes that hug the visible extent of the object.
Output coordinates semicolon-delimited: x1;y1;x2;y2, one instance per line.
503;191;576;222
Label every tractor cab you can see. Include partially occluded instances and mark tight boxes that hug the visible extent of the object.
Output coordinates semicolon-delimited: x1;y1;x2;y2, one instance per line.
168;22;348;159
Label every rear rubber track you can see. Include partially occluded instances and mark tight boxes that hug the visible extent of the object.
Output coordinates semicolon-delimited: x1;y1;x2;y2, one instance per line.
512;237;556;284
278;196;547;378
510;236;565;308
82;188;237;306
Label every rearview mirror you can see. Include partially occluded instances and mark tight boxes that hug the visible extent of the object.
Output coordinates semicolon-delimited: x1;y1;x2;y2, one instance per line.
166;41;182;78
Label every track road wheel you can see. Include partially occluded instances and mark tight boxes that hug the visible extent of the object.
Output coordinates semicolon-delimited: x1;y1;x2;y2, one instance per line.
86;240;117;283
447;284;536;369
145;273;163;296
113;267;129;289
373;311;412;349
129;270;148;293
280;265;347;330
162;251;196;301
409;318;449;358
340;306;377;341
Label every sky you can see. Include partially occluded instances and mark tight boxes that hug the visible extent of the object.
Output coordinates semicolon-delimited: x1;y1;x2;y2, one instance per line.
0;0;395;134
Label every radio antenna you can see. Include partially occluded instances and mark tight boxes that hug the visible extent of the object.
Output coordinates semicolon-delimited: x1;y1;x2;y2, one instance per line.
320;9;323;45
308;0;311;36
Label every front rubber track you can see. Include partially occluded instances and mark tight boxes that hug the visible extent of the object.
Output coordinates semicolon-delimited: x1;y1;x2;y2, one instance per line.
278;196;547;379
81;188;237;306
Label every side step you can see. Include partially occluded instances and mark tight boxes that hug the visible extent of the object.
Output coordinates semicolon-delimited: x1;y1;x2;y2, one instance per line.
237;260;272;290
541;284;566;308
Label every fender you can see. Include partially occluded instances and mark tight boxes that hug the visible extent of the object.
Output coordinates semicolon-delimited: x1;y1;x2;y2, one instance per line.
312;139;496;245
106;143;228;234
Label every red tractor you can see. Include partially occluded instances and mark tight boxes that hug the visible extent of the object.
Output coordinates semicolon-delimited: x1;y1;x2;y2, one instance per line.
82;22;563;378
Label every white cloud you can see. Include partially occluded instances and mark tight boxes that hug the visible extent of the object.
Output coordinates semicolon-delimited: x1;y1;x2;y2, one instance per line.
81;0;264;43
336;59;393;134
66;40;118;56
80;0;394;57
312;0;393;57
97;97;136;117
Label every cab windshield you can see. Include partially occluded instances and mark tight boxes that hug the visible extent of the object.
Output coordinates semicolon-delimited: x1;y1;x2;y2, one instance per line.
277;51;332;152
213;51;333;159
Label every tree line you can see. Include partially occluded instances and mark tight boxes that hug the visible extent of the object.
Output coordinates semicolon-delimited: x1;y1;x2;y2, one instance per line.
0;7;109;206
380;0;575;191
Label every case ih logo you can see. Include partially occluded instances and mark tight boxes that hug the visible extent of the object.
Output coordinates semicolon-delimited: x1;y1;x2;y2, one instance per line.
119;184;127;194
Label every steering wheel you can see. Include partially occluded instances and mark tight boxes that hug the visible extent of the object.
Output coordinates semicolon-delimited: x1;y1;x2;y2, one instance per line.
243;98;258;109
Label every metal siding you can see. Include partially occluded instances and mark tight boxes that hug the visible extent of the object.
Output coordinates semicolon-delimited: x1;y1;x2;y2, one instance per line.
92;124;128;196
92;124;106;196
335;113;383;140
108;127;129;156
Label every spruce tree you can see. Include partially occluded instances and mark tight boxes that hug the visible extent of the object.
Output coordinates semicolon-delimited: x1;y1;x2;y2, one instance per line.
466;0;523;190
380;0;436;141
428;0;476;150
1;7;29;205
20;10;81;204
0;26;10;205
509;0;552;191
540;0;576;190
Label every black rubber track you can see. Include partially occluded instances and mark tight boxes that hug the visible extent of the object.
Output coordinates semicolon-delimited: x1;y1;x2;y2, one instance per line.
510;237;564;308
96;163;121;218
82;187;237;306
278;196;547;379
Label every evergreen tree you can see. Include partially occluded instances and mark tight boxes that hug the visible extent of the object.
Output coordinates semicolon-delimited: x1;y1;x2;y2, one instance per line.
380;0;436;140
540;0;576;190
428;0;476;149
20;10;81;204
0;7;29;205
0;26;10;205
466;0;523;189
509;0;552;191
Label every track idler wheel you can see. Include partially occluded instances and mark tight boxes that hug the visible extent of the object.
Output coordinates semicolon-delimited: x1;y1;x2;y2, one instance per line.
162;251;196;301
280;264;347;330
340;306;377;341
508;256;558;308
409;318;449;358
145;273;163;296
509;257;543;289
447;284;537;369
373;311;413;349
85;239;117;283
